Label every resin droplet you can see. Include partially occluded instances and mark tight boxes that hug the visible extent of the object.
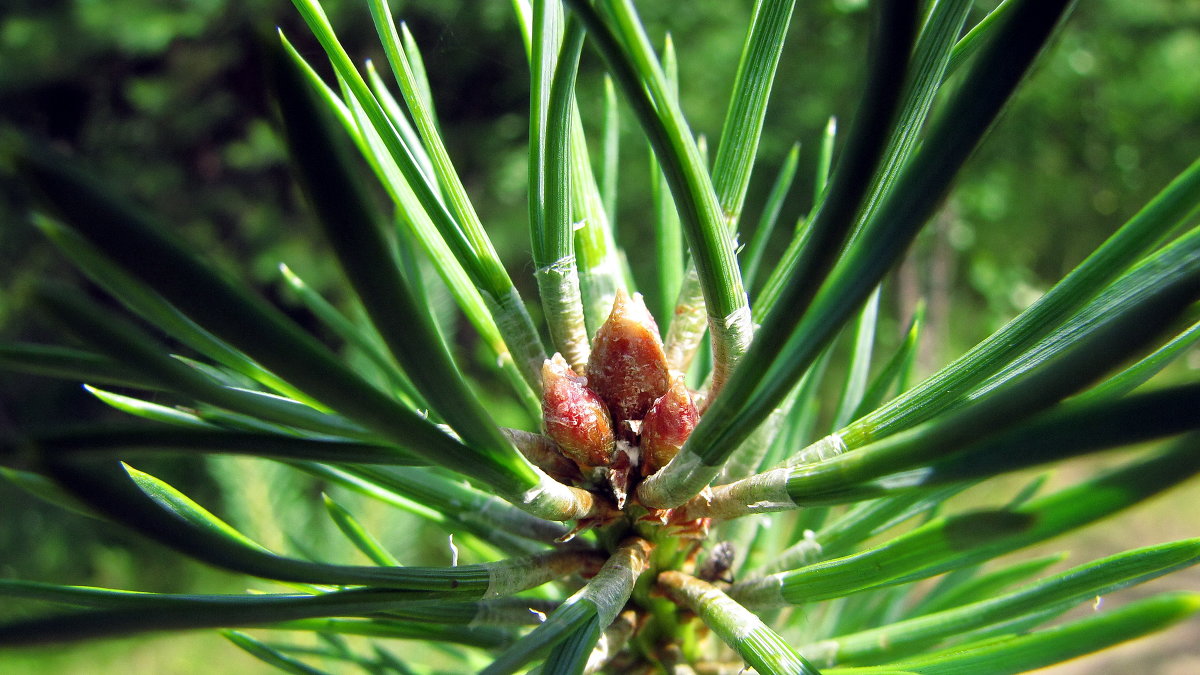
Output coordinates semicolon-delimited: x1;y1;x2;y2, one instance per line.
586;290;670;427
542;353;615;470
640;378;699;476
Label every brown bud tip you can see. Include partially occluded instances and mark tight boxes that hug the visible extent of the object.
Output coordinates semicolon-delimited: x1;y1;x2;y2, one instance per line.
605;444;635;510
586;290;670;426
640;378;699;476
542;353;615;470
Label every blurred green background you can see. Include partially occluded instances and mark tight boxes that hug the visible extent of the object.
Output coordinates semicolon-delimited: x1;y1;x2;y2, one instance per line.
1;0;1198;672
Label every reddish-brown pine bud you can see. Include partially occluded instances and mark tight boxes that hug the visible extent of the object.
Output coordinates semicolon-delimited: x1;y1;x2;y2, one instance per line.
640;378;699;476
586;290;670;427
542;353;616;470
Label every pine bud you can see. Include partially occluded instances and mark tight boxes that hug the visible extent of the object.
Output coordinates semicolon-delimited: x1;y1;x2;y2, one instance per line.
542;353;616;470
640;378;699;476
586;290;670;427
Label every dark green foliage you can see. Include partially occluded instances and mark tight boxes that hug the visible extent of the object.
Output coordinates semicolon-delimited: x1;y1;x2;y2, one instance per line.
1;1;1199;673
